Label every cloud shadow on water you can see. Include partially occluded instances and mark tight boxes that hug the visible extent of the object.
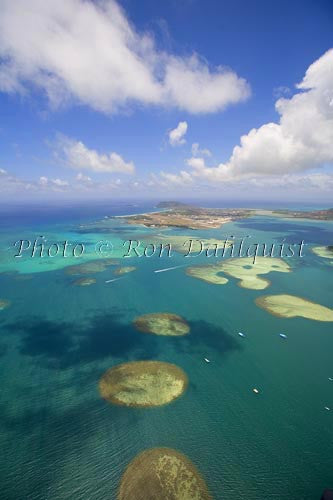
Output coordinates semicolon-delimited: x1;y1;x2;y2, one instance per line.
5;310;159;369
165;319;241;358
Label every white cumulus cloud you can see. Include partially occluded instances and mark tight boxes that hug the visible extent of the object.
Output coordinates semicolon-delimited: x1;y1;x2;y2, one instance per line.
191;143;211;157
184;49;333;182
38;176;69;189
0;0;250;114
164;55;250;113
76;172;92;183
55;135;135;174
169;121;188;146
160;170;193;186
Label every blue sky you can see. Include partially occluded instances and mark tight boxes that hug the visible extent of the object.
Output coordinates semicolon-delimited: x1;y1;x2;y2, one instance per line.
0;0;332;202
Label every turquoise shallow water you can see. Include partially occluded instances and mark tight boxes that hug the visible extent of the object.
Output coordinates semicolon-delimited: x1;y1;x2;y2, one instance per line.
0;204;332;499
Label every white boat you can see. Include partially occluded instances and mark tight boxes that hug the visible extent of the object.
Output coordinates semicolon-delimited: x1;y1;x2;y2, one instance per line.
253;388;259;394
238;332;246;338
324;406;331;411
204;358;210;363
329;377;333;381
279;333;288;339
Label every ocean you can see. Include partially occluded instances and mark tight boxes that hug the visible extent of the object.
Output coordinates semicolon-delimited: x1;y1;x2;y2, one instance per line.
0;201;332;499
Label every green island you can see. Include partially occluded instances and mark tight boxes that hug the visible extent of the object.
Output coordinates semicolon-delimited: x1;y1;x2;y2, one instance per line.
256;294;333;321
186;256;291;290
118;447;212;500
99;361;188;408
134;313;190;336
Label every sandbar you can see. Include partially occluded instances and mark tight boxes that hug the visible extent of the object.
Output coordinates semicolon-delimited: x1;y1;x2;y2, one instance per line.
312;246;333;260
256;294;333;321
187;256;291;290
186;265;228;285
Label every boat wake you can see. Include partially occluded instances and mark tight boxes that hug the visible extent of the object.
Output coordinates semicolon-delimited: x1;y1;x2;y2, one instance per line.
105;277;123;284
154;265;185;274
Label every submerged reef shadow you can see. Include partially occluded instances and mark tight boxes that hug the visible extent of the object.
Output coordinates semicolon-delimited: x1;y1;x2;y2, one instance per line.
75;312;159;364
171;319;241;358
5;310;159;369
6;316;77;360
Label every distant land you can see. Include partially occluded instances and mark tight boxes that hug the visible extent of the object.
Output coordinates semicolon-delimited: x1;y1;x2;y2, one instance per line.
271;208;333;220
116;202;252;229
156;201;194;209
114;203;333;230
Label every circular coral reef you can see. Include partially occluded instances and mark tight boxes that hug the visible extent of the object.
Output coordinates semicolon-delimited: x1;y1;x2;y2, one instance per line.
118;447;212;500
99;361;188;408
0;299;11;311
256;294;333;322
134;313;190;336
73;277;97;286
